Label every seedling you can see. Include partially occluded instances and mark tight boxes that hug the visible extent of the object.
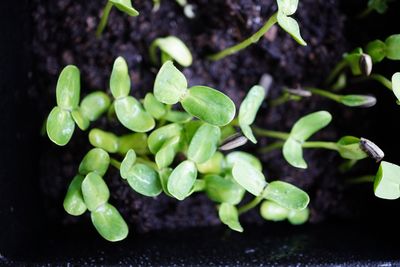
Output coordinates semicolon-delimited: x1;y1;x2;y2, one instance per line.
358;0;394;18
149;36;193;67
96;0;139;37
260;200;310;225
208;0;307;61
46;57;312;240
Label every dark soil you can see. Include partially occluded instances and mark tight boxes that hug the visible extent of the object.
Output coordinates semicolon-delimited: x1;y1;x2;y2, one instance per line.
31;0;382;234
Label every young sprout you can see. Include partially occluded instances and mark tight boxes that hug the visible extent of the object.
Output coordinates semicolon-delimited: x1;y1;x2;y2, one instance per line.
208;0;306;61
96;0;139;37
154;61;236;126
366;34;400;63
149;36;193;67
358;0;394;18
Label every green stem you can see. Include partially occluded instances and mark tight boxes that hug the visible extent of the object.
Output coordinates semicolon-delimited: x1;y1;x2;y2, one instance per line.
110;158;121;169
325;59;347;86
258;141;284;153
346;175;375;184
208;13;278;61
238;195;264;214
369;74;393;90
96;1;113;38
305;87;341;102
302;141;339;151
252;127;290;140
270;94;290;107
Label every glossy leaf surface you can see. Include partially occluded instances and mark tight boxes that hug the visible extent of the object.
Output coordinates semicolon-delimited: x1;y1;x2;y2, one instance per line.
110;57;131;99
148;123;182;153
263;181;309;210
218;203;243;232
56;65;80;110
204;175;245;205
151;36;193;67
80;91;111;121
260;200;289;221
126;163;162;197
79;148;110;176
232;160;266;196
188;124;221;164
46;107;75;146
81;172;110;211
167;160;197;200
89;128;119;153
374;161;400;200
143;93;167;119
120;149;137;179
63;175;87;216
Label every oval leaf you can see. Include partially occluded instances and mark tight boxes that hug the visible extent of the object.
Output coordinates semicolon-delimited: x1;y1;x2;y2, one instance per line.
148;123;182;154
290;111;332;142
196;152;224;174
339;95;376;107
260;200;289;221
46;107;75;146
226;151;262;171
114;96;155;132
287;208;309;225
336;136;367;160
120;149;137;179
80;91;111;121
79;148;110;176
283;137;307;169
188;123;221;164
164;110;193;123
56;65;80;110
385;34;400;60
81;172;110;211
126;163;162;197
117;133;149;155
89;128;119;153
143;93;167;119
232;160;267;196
392;72;400;102
366;40;386;63
155;135;181;169
374;161;400;200
110;0;139;16
63;175;87;216
277;12;306;46
153;61;188;105
91;203;129;242
110;57;131;99
204;174;245;205
167;160;198;200
71;109;90;130
277;0;299;15
151;36;193;67
181;86;236;126
263;181;309;210
218;203;243;232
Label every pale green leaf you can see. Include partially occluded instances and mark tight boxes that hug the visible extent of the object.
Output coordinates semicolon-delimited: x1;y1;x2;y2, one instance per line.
263;181;309;210
46;107;75;146
232;160;267;196
56;65;80;110
167;160;197;200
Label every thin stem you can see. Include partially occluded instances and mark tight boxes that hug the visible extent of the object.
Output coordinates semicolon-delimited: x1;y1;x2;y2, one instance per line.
252;127;290;140
208;13;278;61
369;74;393;90
346;175;375;184
238;196;263;215
258;141;284;153
325;59;347;86
305;87;341;102
110;158;121;169
270;94;290;107
96;1;113;38
302;141;339;151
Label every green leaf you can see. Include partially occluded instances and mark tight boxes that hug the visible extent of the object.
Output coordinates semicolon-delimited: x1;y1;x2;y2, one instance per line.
188;124;221;164
374;161;400;200
126;163;162;197
114;96;155;132
63;175;87;216
260;200;289;221
117;133;149;155
287;207;309;225
81;172;110;211
385;34;400;60
277;12;306;46
196;151;224;174
148;123;182;154
188;179;207;196
155;135;182;168
239;85;265;143
164;110;193;123
80;91;111;121
343;49;363;75
46;106;75;146
181;86;236;126
368;0;389;13
120;149;137;179
183;120;202;143
391;72;400;102
232;160;267;196
283;138;306;169
110;57;131;99
290;111;332;142
277;0;299;15
336;136;367;160
226;151;262;171
110;0;139;16
56;65;80;110
263;181;309;210
218;203;243;232
79;148;110;176
159;168;173;196
204;175;245;205
153;61;188;105
143;93;167;119
150;36;193;67
89;128;119;153
91;203;129;242
366;40;386;63
167;160;198;200
71;109;90;130
339;95;376;107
